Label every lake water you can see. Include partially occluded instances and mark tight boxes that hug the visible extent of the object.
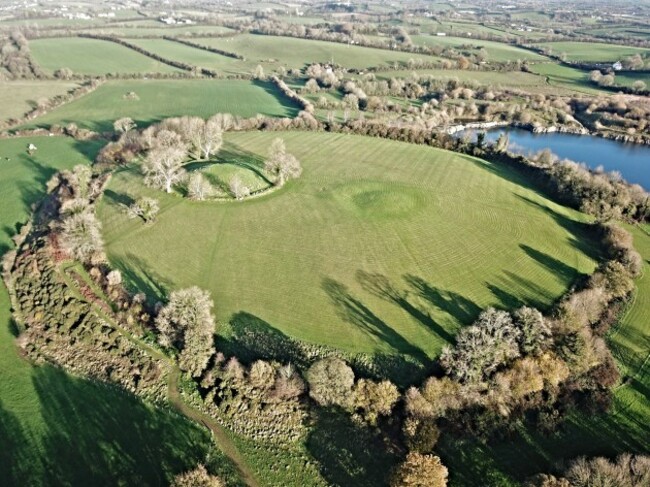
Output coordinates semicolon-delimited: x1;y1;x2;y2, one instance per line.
462;128;650;190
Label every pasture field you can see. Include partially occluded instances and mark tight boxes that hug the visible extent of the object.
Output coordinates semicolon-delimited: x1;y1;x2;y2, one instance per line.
98;131;599;361
0;136;211;486
613;72;650;88
24;79;299;132
0;80;78;121
527;62;606;94
192;34;444;72
440;225;650;486
535;41;650;62
410;35;547;62
29;37;182;75
87;25;236;37
123;38;246;74
417;20;514;38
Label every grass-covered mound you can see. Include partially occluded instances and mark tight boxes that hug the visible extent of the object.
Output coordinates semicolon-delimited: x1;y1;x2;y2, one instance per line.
99;131;599;361
24;79;300;132
0;137;211;486
29;37;182;75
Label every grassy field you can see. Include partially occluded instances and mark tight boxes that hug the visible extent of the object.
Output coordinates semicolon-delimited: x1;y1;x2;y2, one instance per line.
192;34;444;73
411;35;547;62
87;25;236;37
29;37;182;75
98;131;599;362
440;225;650;486
0;80;78;121
535;41;650;62
527;63;606;94
0;136;212;486
123;38;246;74
24;79;300;132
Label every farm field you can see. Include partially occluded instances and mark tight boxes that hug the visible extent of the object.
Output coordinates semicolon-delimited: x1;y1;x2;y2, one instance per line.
0;136;211;486
527;62;606;94
98;131;599;360
0;80;78;121
24;78;299;132
411;34;547;62
28;37;182;75
86;25;236;37
534;41;650;62
123;38;246;74
192;34;444;72
439;225;650;486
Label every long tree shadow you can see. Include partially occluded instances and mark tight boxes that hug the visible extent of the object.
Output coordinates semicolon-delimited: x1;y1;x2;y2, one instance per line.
111;253;173;305
104;189;136;208
404;274;481;326
252;79;302;117
322;277;429;364
515;194;602;260
306;407;398;487
356;270;454;343
520;244;583;283
27;366;212;487
223;311;427;387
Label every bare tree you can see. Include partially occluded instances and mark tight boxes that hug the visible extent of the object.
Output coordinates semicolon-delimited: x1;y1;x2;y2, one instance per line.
391;453;448;487
113;117;136;134
264;138;302;186
187;173;213;201
306;357;354;407
127;197;160;223
143;146;187;193
171;464;224;487
60;212;104;264
155;287;216;377
229;176;250;200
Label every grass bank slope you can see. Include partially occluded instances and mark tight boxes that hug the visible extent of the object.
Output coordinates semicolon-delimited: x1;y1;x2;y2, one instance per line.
99;131;599;361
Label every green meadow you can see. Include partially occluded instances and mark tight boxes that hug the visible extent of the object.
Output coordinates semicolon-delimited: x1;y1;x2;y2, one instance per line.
24;79;300;132
98;131;599;362
411;35;547;62
535;41;650;62
29;37;182;75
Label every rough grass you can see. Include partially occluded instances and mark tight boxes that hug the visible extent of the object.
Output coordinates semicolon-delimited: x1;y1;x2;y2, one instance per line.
534;41;650;62
98;131;599;362
0;81;78;121
29;37;182;75
411;35;547;62
192;34;444;73
23;79;300;132
439;226;650;486
0;136;212;486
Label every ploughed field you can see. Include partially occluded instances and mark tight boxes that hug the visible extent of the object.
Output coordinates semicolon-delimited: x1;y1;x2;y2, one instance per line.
23;79;300;132
98;131;599;360
0;137;210;485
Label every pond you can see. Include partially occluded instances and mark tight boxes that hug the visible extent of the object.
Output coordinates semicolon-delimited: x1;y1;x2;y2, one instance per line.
462;128;650;190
